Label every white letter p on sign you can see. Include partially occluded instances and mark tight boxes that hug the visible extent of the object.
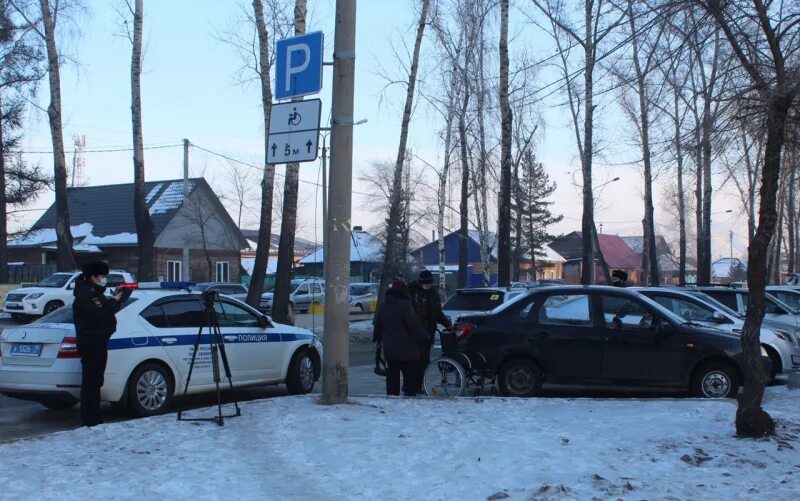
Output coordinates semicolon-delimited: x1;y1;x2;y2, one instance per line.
285;43;311;92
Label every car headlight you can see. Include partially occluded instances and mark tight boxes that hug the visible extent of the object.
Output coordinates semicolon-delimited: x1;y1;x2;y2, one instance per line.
26;293;44;300
773;330;791;342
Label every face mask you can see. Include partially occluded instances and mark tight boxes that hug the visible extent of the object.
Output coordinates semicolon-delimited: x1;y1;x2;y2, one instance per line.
98;277;108;287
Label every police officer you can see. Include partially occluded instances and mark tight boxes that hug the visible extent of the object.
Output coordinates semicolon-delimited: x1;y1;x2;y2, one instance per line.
408;270;452;392
73;261;124;427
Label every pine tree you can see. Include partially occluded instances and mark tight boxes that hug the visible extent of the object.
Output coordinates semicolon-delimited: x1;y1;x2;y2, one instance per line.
513;151;562;278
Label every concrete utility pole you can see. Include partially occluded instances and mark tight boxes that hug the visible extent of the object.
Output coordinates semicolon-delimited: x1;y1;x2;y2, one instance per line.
182;138;190;281
321;134;328;261
322;0;356;404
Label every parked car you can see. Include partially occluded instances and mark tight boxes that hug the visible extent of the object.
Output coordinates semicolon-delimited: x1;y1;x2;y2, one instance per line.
259;278;324;314
766;286;800;312
693;286;800;330
3;270;134;322
635;287;800;380
0;284;321;415
453;286;771;398
349;283;378;312
193;282;249;302
442;287;526;323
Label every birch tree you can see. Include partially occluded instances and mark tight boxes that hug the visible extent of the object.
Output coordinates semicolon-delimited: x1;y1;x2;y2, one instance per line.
272;0;306;325
530;0;626;284
688;0;800;437
497;0;512;286
378;0;430;300
122;0;156;281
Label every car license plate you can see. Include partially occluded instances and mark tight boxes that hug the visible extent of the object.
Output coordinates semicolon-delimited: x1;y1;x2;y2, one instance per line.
5;304;23;310
10;343;42;357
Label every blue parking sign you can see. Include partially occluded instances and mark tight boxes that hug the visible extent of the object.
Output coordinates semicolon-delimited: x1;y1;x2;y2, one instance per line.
275;31;324;100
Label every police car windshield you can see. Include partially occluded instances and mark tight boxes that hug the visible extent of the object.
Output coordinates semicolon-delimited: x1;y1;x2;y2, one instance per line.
36;274;73;288
33;297;139;324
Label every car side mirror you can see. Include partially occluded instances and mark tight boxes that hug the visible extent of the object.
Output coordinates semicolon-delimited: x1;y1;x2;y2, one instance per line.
258;315;272;329
711;311;728;323
657;321;675;337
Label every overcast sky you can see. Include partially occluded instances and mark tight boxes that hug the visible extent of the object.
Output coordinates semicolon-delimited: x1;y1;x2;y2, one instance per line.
15;0;744;260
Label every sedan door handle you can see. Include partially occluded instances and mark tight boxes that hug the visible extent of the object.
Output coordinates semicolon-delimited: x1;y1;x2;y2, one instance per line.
161;337;178;345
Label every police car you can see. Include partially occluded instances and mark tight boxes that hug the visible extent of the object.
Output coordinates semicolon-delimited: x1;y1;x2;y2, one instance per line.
0;283;322;417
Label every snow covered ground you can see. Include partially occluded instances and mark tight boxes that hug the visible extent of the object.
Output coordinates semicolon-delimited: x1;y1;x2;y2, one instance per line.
1;388;797;500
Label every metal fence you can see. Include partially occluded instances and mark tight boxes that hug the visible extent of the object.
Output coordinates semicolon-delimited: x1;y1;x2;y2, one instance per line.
5;264;57;285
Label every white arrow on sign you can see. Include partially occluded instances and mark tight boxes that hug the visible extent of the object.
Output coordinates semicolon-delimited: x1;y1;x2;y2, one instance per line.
267;130;319;164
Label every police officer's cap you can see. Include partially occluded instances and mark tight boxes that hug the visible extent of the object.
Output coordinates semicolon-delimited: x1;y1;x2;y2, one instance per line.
82;261;110;278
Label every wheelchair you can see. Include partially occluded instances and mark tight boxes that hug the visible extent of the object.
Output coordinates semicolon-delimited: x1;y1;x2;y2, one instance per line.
423;328;496;397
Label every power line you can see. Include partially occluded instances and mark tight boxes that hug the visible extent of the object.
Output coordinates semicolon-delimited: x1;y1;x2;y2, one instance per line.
16;143;184;154
190;143;377;198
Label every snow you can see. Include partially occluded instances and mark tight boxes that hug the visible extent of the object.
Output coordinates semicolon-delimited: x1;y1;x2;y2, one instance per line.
2;387;798;500
8;223;94;247
240;257;278;275
713;258;747;279
542;245;566;263
149;181;193;215
145;183;164;204
468;229;498;259
299;230;382;264
83;232;139;246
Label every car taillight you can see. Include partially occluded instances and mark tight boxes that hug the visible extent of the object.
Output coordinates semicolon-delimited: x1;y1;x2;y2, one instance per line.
456;322;476;341
57;336;80;359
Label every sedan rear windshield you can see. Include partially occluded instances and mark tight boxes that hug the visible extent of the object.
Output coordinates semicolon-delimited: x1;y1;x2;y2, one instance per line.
33;297;139;325
443;291;505;311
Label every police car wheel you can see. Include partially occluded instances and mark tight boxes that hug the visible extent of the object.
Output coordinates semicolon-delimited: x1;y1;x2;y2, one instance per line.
286;350;316;395
127;363;174;417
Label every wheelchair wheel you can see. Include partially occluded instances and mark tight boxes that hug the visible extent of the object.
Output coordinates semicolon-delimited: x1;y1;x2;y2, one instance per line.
423;357;467;397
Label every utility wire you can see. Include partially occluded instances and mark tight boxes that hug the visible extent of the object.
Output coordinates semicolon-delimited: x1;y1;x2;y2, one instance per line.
16;143;184;154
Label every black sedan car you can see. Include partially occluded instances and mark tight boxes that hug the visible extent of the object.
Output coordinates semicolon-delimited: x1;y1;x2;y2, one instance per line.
454;286;770;398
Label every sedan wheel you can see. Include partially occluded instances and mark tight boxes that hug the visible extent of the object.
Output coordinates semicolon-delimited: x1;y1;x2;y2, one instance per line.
127;363;173;416
691;362;739;398
498;358;542;397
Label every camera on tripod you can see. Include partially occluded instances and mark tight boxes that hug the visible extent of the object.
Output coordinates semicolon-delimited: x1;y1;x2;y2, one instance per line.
202;289;219;311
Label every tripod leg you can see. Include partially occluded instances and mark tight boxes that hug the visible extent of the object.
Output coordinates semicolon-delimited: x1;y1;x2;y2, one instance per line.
210;343;224;426
213;324;241;416
178;321;207;421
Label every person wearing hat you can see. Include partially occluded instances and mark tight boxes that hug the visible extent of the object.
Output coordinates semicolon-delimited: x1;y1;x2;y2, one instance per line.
73;261;125;426
372;279;429;396
408;270;453;392
612;269;629;288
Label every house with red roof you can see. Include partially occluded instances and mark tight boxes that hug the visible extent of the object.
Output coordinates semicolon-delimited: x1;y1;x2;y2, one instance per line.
549;231;642;285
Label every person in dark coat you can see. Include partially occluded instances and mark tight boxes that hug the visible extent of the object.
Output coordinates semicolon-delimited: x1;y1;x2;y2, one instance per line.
372;279;429;396
612;269;629;288
408;270;452;391
73;261;124;427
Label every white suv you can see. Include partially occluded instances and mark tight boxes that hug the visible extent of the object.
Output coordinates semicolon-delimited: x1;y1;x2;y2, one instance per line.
3;270;134;322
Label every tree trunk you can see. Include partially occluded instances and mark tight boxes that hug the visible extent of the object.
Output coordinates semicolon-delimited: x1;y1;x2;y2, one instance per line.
130;0;155;281
245;0;277;308
437;56;459;300
457;85;470;289
272;0;307;325
772;190;785;283
787;163;796;274
693;109;703;282
39;0;73;271
0;90;7;283
580;0;595;285
378;0;429;301
512;158;522;282
628;0;658;286
673;83;687;285
497;0;511;287
735;97;791;438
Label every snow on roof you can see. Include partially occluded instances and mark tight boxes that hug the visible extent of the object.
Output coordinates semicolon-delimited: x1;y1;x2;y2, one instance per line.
541;245;566;263
298;230;383;264
83;232;138;246
8;223;94;247
241;257;277;275
467;230;498;258
149;181;193;215
712;257;746;278
145;183;164;204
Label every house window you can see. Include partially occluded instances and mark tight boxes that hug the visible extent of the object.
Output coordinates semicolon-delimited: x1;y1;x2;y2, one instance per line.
167;261;182;282
216;261;230;282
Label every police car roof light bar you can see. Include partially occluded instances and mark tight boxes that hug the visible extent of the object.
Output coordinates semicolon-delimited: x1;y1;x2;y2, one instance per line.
119;281;197;290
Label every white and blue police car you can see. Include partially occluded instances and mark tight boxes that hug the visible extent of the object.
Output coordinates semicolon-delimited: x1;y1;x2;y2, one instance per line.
0;282;322;416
